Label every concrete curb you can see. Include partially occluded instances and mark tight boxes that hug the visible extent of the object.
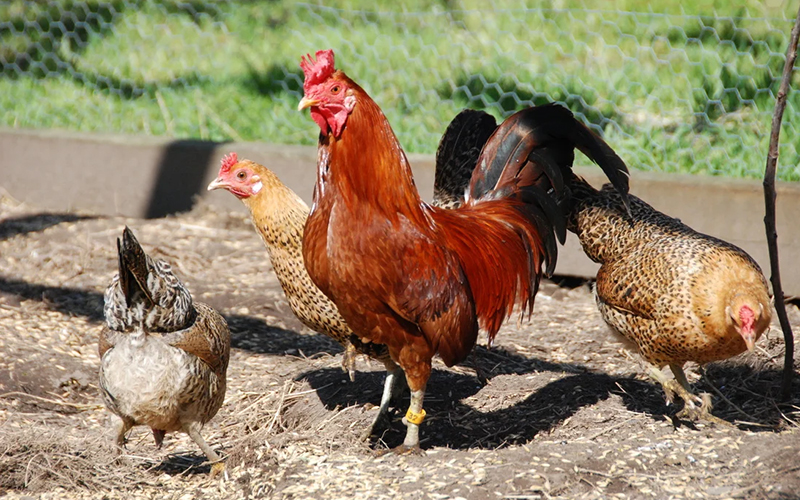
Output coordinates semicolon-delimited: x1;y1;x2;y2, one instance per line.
1;127;798;294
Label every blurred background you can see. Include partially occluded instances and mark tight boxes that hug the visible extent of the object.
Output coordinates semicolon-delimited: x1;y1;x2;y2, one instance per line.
2;0;799;181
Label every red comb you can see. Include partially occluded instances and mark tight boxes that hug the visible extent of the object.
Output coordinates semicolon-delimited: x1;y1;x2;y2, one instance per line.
220;152;238;173
300;49;335;91
740;304;755;330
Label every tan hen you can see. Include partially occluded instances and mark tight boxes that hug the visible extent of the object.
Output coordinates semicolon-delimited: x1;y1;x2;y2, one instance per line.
568;177;772;422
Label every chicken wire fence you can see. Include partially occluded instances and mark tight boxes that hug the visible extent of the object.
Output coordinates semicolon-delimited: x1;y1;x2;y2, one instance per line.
3;1;800;180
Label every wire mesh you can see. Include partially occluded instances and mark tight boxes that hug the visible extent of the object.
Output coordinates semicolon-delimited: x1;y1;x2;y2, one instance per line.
1;1;799;180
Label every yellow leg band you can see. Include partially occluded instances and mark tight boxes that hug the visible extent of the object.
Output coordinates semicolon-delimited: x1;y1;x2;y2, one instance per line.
405;408;426;425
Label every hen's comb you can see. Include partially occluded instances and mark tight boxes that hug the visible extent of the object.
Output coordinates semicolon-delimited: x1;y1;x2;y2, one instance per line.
301;49;335;91
740;304;755;329
220;152;238;173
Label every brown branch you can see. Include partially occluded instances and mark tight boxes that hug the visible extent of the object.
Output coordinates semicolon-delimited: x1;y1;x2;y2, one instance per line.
763;7;800;402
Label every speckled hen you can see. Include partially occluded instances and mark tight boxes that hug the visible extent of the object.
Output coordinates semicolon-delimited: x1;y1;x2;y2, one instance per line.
99;227;230;476
568;177;772;422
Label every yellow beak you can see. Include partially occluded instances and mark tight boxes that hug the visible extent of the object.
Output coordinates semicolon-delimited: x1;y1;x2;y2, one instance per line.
298;96;320;111
742;332;756;352
207;178;226;191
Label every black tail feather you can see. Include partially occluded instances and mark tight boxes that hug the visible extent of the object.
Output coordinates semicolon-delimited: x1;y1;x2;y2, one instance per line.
462;103;630;275
470;104;629;207
434;109;497;208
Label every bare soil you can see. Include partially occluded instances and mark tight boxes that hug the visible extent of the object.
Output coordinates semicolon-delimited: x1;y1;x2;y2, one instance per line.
0;193;799;500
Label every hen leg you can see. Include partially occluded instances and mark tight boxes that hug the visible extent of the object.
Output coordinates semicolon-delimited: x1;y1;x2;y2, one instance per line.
342;342;358;382
669;364;730;426
648;364;728;425
184;422;226;479
109;415;134;466
111;415;133;452
362;360;407;440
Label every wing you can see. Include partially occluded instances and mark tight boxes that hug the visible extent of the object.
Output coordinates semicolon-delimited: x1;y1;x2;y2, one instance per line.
594;259;658;321
98;328;125;359
161;303;231;377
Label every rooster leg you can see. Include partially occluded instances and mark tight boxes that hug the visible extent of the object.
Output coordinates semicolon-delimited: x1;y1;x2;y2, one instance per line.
183;422;226;479
362;360;407;441
395;385;426;455
669;364;731;426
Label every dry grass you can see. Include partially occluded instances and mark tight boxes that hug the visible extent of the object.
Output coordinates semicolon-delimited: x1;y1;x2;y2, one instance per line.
1;193;799;499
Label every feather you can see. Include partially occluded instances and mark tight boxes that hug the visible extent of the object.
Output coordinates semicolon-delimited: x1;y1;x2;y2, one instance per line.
434;109;497;209
469;103;630;214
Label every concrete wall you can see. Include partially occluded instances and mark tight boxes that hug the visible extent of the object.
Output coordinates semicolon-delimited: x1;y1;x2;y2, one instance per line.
1;127;798;294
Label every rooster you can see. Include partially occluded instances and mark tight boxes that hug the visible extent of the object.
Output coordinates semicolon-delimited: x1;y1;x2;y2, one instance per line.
297;49;630;452
568;177;772;422
99;227;230;476
205;114;496;436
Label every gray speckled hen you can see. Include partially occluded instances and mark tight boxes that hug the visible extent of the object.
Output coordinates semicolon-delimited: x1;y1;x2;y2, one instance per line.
99;227;230;476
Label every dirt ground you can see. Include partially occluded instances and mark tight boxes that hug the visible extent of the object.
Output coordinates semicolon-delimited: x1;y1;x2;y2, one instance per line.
1;192;799;500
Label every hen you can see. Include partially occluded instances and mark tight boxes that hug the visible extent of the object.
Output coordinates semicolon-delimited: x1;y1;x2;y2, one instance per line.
205;116;494;433
99;227;230;475
568;176;772;422
297;49;630;452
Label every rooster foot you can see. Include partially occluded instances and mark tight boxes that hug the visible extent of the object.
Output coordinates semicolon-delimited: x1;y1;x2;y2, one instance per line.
209;461;228;480
375;443;425;457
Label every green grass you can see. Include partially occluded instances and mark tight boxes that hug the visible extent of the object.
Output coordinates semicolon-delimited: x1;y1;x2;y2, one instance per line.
2;0;799;181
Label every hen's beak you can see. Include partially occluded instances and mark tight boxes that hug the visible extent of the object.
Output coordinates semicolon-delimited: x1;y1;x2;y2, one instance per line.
298;97;319;111
742;331;756;352
207;178;227;191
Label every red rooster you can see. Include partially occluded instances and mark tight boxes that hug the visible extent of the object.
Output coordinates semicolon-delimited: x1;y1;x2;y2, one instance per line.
298;49;630;453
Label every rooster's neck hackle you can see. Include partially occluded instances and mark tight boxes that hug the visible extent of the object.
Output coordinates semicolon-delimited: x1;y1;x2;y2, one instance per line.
324;77;427;222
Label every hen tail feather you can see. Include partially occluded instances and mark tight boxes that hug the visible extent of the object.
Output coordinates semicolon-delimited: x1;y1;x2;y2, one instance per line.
433;109;497;209
117;226;154;307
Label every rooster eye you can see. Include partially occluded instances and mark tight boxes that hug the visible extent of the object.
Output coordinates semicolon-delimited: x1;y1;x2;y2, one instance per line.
331;85;341;94
237;171;246;180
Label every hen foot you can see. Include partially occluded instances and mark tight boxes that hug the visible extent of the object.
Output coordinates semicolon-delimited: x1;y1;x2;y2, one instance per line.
209;461;227;480
361;365;407;441
342;343;358;382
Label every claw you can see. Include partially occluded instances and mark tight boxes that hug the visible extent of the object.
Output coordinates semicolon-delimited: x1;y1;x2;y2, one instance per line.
375;443;425;457
209;461;227;480
674;392;732;427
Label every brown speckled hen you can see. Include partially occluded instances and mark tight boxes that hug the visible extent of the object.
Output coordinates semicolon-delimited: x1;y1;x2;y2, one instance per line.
568;177;772;422
99;227;230;476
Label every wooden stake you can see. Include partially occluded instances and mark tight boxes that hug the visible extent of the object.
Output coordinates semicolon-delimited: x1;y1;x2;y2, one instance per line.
763;7;800;401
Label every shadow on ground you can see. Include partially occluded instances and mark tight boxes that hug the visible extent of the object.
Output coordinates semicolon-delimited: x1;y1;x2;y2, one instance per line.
0;276;342;358
0;213;99;241
299;358;796;450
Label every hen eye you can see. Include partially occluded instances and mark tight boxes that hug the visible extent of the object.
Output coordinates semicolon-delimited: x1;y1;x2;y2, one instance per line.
236;171;246;180
331;85;341;94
